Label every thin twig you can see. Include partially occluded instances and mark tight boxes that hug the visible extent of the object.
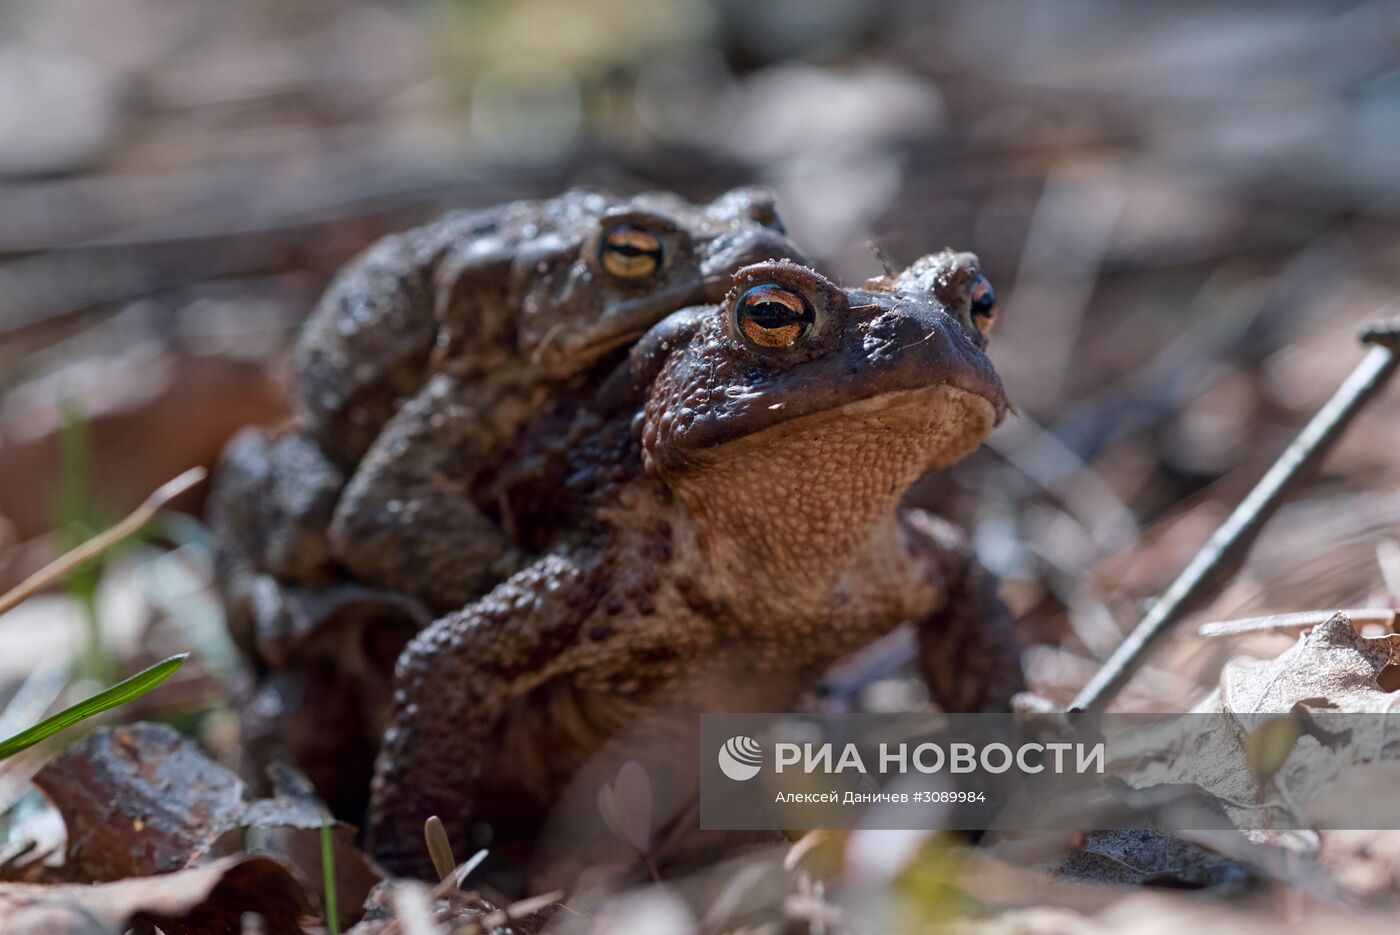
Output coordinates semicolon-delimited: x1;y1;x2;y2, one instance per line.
0;467;206;618
1198;608;1396;638
1071;322;1400;712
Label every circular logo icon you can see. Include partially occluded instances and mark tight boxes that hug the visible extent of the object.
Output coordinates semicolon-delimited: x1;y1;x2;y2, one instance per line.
718;735;763;781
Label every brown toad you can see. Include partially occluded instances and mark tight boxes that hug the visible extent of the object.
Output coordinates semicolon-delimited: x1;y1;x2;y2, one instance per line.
301;186;799;611
367;252;1022;878
208;188;802;815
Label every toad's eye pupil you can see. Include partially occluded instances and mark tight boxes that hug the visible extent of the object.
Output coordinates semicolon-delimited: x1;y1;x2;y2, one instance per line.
733;284;814;349
601;226;663;278
969;274;997;334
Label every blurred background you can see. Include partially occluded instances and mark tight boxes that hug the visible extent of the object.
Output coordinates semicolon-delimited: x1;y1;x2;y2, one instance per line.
2;0;1400;721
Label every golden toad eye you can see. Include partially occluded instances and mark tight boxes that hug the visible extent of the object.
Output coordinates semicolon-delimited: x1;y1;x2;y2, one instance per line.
732;284;815;349
969;274;997;335
600;226;664;279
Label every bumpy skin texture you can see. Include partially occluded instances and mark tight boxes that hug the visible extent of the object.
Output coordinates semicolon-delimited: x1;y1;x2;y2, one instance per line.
208;188;800;813
367;253;1024;879
301;188;799;611
301;187;797;611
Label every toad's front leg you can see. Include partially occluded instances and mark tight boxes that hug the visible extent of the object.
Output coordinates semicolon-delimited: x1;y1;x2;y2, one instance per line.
366;551;611;878
903;509;1024;712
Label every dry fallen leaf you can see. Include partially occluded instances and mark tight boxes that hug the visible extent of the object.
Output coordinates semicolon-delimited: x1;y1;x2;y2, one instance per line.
33;722;346;880
1115;614;1400;835
1207;613;1400;714
0;854;308;935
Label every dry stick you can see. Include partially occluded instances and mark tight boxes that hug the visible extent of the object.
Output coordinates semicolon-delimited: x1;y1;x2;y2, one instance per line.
1198;608;1396;638
1070;322;1400;713
0;466;206;618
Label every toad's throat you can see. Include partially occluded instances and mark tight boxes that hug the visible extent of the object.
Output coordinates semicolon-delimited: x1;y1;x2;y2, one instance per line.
661;384;997;601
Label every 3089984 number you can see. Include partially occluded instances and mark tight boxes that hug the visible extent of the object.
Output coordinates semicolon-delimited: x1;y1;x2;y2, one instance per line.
911;791;987;803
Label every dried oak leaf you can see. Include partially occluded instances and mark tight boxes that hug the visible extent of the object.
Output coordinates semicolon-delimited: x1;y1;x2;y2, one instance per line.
1120;614;1400;832
1033;615;1400;896
0;854;308;935
1206;612;1400;714
33;721;332;881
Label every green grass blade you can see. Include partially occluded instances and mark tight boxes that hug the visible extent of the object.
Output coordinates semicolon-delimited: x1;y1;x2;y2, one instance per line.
321;813;340;935
0;653;187;761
